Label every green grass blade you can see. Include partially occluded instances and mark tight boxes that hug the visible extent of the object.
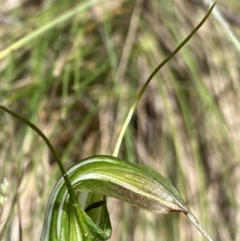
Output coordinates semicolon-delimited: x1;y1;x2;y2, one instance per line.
0;0;108;60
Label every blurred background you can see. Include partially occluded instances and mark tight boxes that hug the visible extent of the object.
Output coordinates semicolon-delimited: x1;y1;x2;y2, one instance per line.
0;0;240;240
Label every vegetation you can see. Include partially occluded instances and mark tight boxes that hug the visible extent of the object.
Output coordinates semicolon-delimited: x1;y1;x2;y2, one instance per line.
0;0;240;240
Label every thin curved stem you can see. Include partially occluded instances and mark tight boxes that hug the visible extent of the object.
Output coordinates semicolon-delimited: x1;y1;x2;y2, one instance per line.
0;105;79;206
113;3;216;157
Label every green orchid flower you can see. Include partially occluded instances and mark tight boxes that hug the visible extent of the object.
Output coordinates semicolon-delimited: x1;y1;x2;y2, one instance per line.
40;155;213;241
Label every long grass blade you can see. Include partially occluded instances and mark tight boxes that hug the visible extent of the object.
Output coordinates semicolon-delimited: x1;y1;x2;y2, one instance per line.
0;0;108;60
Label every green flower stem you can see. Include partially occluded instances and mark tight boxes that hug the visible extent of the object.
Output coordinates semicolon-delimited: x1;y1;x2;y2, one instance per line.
113;3;216;157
